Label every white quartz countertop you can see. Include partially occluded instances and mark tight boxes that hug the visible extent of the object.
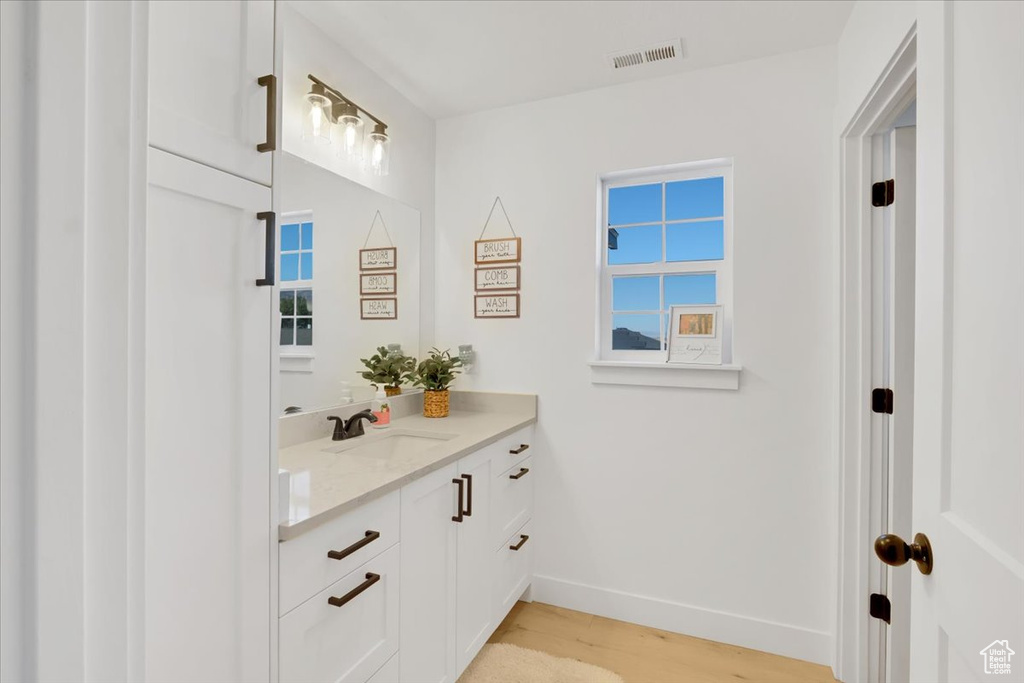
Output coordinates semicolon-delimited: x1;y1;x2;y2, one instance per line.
278;406;536;540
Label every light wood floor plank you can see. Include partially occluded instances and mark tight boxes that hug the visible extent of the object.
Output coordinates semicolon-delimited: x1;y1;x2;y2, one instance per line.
488;601;836;683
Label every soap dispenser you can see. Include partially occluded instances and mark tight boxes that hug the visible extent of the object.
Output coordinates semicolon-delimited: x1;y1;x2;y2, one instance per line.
371;387;391;428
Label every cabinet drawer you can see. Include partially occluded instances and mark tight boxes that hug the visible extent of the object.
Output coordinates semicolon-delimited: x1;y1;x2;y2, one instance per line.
492;456;534;550
280;544;399;683
493;521;533;623
367;653;399;683
280;490;399;615
499;425;534;470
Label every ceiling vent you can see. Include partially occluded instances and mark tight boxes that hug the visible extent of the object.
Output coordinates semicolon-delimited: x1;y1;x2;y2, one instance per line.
607;39;683;71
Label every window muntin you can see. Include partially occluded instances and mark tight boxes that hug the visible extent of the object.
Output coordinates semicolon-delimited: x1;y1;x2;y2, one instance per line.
279;212;314;352
600;163;732;360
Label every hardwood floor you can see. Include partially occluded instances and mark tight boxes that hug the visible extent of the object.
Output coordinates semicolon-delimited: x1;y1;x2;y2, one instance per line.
488;601;837;683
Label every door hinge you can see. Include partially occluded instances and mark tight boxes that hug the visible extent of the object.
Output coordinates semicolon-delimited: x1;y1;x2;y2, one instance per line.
870;593;891;624
872;179;895;207
872;388;894;414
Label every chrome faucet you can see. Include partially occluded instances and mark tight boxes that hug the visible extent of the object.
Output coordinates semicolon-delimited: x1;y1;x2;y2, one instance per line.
326;410;378;441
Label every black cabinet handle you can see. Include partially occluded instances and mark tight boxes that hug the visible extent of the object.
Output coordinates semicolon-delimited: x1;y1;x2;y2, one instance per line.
327;530;379;561
327;572;380;608
256;211;275;286
509;444;529;455
509;467;529;480
510;534;529;551
452;478;464;523
461;474;473;517
257;74;277;153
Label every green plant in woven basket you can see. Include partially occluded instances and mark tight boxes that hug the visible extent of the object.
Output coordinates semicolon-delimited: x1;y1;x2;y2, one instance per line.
359;346;416;390
412;348;463;391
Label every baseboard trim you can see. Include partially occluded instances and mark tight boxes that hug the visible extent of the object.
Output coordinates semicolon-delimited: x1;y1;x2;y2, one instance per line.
531;574;832;666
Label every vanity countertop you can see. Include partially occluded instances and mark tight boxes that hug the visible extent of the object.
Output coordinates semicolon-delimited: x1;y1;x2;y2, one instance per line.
278;401;536;541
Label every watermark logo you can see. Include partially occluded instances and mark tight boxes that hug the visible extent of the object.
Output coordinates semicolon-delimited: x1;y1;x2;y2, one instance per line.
980;640;1015;675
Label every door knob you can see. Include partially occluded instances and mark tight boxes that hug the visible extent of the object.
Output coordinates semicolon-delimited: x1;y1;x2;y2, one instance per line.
874;532;933;575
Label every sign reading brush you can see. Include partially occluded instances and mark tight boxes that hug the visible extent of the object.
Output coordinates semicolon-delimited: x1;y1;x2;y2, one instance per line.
474;196;521;318
359;210;398;319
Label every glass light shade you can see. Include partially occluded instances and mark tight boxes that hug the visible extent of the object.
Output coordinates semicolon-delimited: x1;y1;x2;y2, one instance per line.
365;128;390;176
336;113;364;161
302;92;332;145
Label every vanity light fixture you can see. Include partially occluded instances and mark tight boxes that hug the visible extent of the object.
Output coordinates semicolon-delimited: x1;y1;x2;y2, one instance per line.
301;82;332;145
304;74;390;176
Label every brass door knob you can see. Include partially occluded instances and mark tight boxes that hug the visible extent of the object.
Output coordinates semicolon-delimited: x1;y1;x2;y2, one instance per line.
874;532;933;575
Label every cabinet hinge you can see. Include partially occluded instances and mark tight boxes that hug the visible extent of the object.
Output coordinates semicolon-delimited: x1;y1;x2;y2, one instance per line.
872;179;895;207
872;388;894;414
870;593;891;624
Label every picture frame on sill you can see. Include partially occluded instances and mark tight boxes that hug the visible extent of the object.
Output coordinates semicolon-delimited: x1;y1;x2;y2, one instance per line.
667;304;722;365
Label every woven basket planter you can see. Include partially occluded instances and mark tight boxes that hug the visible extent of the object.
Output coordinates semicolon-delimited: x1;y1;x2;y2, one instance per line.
423;390;450;418
384;386;403;397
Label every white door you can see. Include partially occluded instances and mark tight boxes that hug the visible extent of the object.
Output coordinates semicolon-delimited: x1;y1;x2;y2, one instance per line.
456;447;496;675
400;463;459;683
149;0;275;185
909;2;1023;681
145;148;273;682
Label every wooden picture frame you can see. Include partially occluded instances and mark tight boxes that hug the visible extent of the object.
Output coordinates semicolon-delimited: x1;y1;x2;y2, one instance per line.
360;247;397;271
474;237;521;265
474;265;520;292
360;297;398;320
360;271;397;296
474;293;520;319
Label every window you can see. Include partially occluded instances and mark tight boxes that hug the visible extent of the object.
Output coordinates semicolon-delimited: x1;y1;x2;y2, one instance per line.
599;161;732;361
280;211;314;353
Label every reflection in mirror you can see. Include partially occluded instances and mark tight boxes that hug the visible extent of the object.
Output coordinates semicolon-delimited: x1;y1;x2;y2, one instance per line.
278;152;420;413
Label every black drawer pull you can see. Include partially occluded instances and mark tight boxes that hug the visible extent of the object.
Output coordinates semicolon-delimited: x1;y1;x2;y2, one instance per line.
257;74;277;152
452;478;464;523
327;530;379;561
327;572;380;608
509;444;530;455
510;534;529;551
461;473;473;517
509;467;530;480
255;211;275;286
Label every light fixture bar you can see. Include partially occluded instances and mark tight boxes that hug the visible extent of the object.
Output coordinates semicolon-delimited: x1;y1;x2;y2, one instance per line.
307;74;388;131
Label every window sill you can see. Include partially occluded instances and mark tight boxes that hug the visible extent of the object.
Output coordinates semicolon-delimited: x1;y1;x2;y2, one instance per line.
588;360;741;390
280;352;314;374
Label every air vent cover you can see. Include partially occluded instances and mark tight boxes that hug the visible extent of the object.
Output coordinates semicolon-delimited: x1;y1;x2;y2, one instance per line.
607;39;683;70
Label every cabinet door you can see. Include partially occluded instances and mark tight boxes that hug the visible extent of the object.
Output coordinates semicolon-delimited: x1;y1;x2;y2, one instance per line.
400;463;459;683
149;0;274;185
455;446;497;675
145;148;273;682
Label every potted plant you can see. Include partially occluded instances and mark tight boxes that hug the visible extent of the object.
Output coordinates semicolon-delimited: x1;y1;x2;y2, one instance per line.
412;348;463;418
359;346;416;396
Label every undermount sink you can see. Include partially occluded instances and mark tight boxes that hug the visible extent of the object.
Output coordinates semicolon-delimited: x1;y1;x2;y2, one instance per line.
322;429;457;457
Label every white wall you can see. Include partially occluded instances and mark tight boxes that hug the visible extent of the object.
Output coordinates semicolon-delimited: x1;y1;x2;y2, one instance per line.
278;153;421;410
435;46;838;664
282;3;436;350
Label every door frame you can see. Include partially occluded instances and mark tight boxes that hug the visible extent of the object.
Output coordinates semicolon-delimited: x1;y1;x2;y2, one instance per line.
834;26;917;683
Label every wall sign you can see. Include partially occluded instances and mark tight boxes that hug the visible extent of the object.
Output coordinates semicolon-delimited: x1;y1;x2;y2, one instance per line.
361;297;398;320
474;237;521;265
474;294;520;319
360;272;397;296
475;265;520;292
360;247;397;271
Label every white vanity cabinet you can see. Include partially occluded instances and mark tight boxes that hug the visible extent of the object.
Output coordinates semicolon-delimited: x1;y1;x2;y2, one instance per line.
149;0;275;186
279;424;536;683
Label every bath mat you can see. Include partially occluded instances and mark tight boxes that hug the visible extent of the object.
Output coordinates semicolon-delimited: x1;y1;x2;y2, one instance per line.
457;643;625;683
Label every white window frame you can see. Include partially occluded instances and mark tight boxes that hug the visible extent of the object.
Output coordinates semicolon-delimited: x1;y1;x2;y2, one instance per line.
279;210;314;360
597;159;734;365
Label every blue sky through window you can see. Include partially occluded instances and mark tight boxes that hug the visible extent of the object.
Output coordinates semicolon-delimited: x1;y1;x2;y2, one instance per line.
280;221;313;282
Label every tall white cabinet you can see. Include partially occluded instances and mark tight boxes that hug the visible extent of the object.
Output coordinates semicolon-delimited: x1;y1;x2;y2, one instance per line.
145;1;277;680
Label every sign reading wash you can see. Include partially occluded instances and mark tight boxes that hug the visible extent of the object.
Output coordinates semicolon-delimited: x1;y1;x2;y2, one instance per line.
981;640;1015;676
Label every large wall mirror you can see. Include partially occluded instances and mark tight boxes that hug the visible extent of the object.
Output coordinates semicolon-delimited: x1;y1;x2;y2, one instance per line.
278;152;421;412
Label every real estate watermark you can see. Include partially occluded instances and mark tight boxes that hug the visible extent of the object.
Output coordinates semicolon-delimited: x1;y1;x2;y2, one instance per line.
980;640;1015;676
